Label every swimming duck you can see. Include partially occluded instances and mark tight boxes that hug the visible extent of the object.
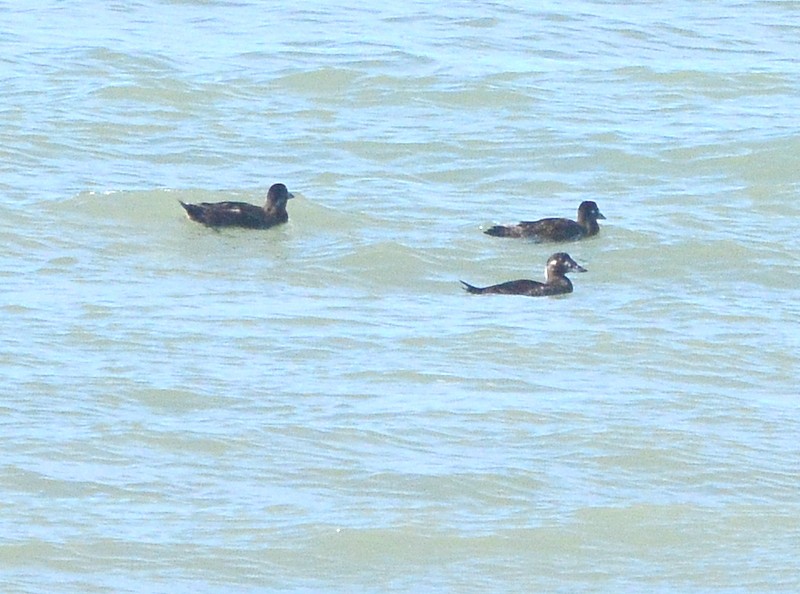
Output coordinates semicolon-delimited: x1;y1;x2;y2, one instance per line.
179;183;294;229
485;200;605;242
461;252;587;297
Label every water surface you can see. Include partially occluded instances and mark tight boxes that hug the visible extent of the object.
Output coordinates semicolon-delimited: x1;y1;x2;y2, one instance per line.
2;1;800;592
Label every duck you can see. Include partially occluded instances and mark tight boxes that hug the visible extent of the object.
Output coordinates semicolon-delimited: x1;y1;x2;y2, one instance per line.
179;183;294;229
484;200;605;242
461;252;587;297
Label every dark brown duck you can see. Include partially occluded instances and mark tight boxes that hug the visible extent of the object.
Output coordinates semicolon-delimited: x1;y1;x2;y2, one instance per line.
461;252;587;297
485;200;605;242
179;183;294;229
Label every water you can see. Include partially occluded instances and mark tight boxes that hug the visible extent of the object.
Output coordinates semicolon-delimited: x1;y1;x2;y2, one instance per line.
2;1;800;592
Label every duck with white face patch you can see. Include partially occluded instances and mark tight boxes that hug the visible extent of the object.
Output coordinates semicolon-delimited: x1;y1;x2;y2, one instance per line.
461;252;587;297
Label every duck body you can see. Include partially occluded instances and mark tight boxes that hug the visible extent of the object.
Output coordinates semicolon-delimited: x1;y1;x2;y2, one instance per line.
485;201;605;242
461;252;586;297
180;183;293;229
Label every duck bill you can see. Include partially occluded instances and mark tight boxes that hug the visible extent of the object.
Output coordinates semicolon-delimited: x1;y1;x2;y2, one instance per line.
572;264;588;273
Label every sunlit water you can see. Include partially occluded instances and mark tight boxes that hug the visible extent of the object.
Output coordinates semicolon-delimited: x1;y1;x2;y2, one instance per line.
2;1;800;592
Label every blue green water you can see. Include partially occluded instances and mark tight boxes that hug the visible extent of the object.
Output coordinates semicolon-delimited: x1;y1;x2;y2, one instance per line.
2;2;799;592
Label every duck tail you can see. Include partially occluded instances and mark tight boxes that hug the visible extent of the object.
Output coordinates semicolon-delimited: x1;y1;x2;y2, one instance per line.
484;225;512;237
460;281;483;294
178;200;204;222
